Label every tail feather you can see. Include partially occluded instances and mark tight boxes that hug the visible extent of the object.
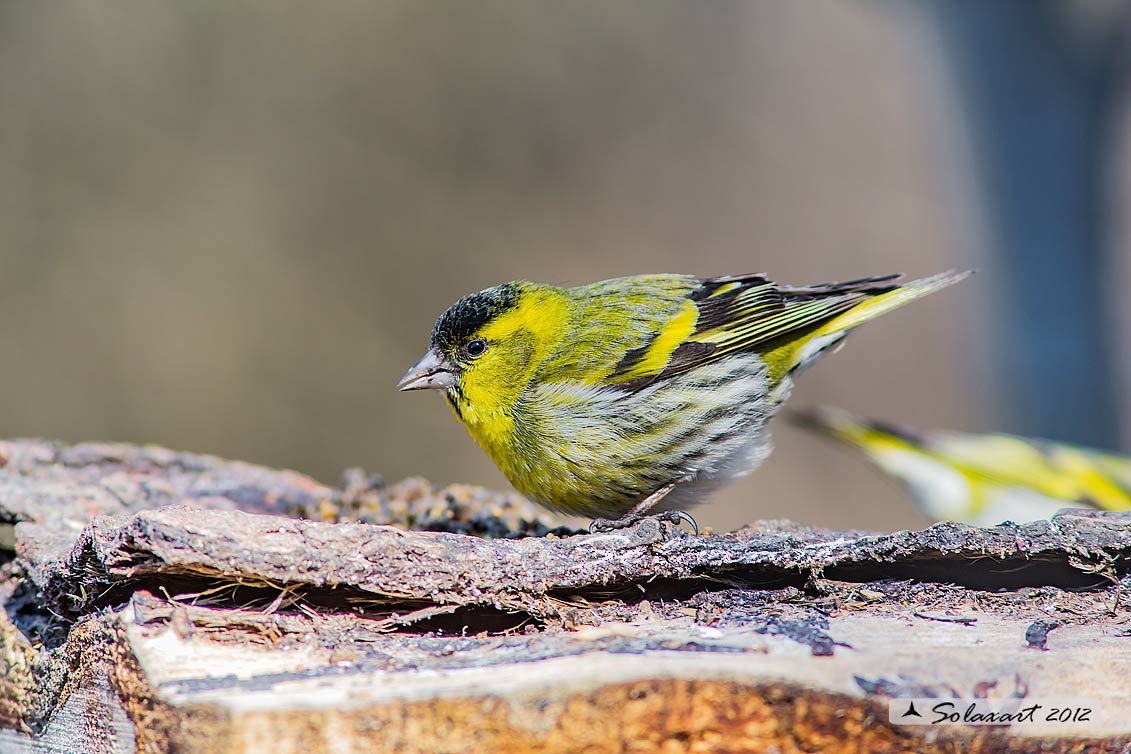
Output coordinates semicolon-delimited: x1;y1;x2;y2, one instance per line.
769;270;970;378
790;405;924;452
811;270;972;341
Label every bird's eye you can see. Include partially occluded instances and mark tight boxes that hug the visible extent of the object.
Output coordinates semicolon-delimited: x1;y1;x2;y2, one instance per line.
465;339;487;357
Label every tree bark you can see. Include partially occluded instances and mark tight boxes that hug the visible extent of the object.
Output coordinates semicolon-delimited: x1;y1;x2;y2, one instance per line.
1;439;1129;753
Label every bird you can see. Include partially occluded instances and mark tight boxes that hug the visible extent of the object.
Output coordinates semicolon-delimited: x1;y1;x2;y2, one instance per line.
398;270;968;533
792;405;1131;526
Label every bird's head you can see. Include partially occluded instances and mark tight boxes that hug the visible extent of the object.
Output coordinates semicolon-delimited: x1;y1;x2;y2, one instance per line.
398;281;567;428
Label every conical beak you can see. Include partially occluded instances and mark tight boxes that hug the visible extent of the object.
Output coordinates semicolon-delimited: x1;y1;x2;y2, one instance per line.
397;347;456;391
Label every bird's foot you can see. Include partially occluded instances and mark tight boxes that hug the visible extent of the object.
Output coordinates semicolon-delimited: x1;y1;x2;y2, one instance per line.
588;510;699;536
588;481;699;535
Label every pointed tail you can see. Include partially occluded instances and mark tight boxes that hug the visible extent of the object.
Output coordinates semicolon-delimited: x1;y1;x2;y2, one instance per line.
811;270;972;340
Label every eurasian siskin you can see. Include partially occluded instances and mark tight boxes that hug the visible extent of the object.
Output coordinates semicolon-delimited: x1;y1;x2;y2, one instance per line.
399;272;967;530
793;405;1131;526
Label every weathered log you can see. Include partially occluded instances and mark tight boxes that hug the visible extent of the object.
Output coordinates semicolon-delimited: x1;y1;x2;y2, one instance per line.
1;439;1129;753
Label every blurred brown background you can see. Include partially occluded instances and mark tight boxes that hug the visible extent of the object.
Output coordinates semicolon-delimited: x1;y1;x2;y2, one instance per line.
1;1;1127;532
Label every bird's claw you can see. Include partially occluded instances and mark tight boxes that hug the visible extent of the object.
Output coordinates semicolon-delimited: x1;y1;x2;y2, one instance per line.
587;510;699;536
587;517;628;534
662;510;700;535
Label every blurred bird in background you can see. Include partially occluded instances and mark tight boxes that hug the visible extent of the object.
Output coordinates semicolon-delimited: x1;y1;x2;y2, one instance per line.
794;405;1131;526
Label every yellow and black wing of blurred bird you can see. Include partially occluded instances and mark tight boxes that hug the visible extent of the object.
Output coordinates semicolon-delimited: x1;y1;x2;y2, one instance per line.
794;405;1131;526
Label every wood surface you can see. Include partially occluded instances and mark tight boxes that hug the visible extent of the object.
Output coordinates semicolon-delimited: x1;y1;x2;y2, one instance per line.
1;439;1129;753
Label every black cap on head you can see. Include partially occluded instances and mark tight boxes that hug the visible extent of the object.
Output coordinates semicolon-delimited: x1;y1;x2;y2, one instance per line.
431;283;520;354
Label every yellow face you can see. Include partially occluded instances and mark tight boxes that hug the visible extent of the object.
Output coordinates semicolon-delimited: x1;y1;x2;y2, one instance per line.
398;282;569;451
